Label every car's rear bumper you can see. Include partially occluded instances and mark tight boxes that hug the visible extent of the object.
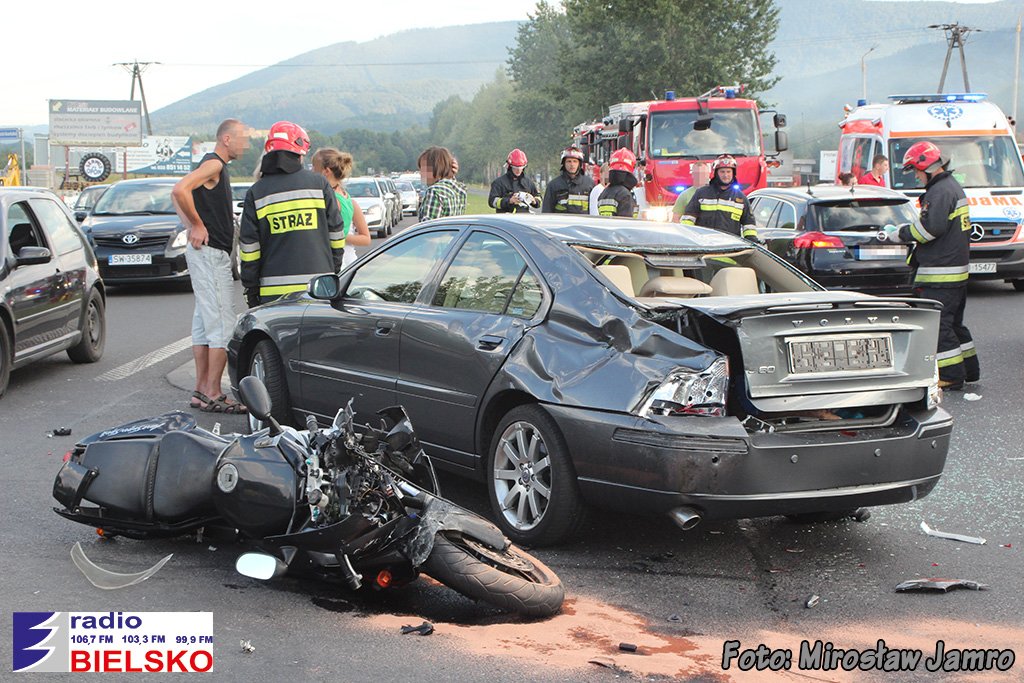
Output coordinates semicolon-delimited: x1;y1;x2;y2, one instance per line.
545;403;952;520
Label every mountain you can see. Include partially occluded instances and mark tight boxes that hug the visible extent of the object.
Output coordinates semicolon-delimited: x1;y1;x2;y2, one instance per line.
151;21;520;134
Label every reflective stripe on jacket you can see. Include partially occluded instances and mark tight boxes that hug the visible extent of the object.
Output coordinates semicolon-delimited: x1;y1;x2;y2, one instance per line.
542;171;595;214
680;181;755;238
897;171;970;287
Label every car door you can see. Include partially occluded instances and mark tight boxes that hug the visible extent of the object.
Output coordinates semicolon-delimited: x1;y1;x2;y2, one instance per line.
296;229;460;420
29;196;89;334
3;200;66;359
398;229;545;465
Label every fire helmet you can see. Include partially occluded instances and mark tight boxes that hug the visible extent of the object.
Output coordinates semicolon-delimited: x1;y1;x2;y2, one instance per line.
902;141;945;173
609;148;637;174
560;146;586;170
265;121;311;155
711;154;738;173
507;148;528;167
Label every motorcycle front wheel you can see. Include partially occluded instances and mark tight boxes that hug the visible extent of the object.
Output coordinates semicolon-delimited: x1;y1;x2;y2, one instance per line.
422;532;564;618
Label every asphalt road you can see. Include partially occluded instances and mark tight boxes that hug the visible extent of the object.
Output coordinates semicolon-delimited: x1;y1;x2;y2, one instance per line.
1;218;1021;681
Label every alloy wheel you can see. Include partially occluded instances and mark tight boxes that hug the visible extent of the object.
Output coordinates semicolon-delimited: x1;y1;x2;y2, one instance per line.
493;421;552;531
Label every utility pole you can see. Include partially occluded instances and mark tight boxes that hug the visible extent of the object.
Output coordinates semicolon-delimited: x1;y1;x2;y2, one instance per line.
1013;13;1022;130
860;45;877;102
114;60;159;135
928;23;979;93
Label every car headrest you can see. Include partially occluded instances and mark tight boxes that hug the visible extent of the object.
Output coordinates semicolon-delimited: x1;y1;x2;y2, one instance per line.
709;267;759;296
596;264;635;297
639;276;713;298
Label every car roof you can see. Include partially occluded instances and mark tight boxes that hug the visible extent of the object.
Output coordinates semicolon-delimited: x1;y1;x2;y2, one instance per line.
104;177;180;186
750;185;910;204
426;214;750;252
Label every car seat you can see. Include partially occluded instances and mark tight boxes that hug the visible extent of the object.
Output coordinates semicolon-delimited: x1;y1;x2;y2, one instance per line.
607;255;649;294
596;264;635;297
638;276;713;298
708;267;760;296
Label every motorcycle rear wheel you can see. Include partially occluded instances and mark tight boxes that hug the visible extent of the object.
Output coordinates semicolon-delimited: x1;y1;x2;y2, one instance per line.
423;532;563;618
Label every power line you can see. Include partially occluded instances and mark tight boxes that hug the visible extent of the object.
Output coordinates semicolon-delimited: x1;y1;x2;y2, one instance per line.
114;60;160;135
160;59;507;69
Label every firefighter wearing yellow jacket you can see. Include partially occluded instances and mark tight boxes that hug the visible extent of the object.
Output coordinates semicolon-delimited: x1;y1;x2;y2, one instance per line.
680;154;757;239
240;121;345;307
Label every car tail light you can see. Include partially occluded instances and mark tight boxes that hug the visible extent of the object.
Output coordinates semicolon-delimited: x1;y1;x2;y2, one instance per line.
793;231;844;249
639;357;729;418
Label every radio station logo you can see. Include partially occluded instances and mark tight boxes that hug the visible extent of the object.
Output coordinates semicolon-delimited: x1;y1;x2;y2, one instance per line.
13;612;67;672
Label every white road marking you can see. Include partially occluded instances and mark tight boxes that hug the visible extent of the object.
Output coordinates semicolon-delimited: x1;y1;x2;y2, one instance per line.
96;336;192;382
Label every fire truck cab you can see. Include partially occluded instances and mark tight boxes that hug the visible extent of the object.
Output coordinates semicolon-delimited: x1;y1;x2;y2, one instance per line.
837;93;1024;288
576;87;787;221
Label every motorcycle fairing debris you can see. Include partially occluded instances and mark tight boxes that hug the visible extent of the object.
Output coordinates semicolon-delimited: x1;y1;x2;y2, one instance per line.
71;542;173;590
920;521;986;545
895;578;989;593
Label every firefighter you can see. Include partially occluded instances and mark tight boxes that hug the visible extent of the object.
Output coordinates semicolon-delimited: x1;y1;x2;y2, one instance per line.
489;148;540;213
239;121;345;307
542;146;595;214
881;141;978;389
680;154;757;239
597;148;639;218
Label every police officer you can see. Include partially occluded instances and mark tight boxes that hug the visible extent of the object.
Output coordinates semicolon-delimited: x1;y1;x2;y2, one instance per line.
239;121;345;307
489;148;540;213
882;141;978;389
597;148;639;217
542;146;595;214
680;154;757;239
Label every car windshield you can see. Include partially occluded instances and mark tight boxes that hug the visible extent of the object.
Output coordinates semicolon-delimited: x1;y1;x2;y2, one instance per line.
650;109;761;158
397;181;415;192
346;181;380;198
74;186;107;211
231;184;251;201
889;136;1024;189
812;199;919;232
91;183;176;215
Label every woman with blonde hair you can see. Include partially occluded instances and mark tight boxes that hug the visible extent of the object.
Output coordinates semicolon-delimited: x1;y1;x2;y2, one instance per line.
311;147;372;268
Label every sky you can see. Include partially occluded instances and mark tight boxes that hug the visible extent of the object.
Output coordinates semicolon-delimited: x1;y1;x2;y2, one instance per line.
1;0;1005;128
1;0;541;127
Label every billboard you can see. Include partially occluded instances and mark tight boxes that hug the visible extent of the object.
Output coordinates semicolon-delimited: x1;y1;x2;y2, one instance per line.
48;100;142;146
115;136;193;175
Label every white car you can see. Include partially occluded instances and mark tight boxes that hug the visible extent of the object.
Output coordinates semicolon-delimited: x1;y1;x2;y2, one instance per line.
346;177;390;238
396;180;419;215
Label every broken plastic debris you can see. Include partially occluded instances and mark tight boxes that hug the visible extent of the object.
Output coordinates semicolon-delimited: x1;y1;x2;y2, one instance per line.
963;393;982;401
805;594;820;608
208;546;217;552
240;640;255;653
618;642;638;653
47;427;72;438
895;578;988;593
784;548;805;554
71;542;172;590
589;657;616;669
1002;544;1012;549
400;621;434;636
920;521;986;545
667;614;682;623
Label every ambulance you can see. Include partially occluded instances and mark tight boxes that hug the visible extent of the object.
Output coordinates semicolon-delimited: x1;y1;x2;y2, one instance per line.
837;93;1024;290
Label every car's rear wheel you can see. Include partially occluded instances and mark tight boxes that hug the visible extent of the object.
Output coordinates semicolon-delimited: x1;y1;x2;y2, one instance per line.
487;405;587;546
1011;279;1024;292
0;321;11;398
67;290;105;363
247;339;291;432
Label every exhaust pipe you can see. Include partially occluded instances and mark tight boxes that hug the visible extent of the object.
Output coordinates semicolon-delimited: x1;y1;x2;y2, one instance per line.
668;506;702;531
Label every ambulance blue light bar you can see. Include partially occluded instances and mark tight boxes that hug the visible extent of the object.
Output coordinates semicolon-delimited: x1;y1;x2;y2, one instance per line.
888;93;988;104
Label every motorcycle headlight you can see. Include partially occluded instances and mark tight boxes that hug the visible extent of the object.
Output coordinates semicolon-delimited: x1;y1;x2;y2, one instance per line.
641;205;673;223
638;356;729;418
926;360;942;410
170;229;188;248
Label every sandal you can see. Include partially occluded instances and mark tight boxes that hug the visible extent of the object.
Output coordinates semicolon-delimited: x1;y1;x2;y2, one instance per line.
206;394;248;415
190;391;212;409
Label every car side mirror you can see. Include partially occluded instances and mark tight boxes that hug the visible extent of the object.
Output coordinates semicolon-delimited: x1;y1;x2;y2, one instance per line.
16;246;52;266
774;113;787;129
775;130;789;153
75;211;88;222
618;118;634;134
308;273;341;299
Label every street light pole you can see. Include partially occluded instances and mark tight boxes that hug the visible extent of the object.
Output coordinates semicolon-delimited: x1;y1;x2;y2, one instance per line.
1013;13;1022;129
861;45;877;102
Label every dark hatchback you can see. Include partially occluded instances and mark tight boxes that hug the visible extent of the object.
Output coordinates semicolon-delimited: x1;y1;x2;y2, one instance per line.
228;214;951;546
1;187;106;397
748;186;920;295
81;178;190;285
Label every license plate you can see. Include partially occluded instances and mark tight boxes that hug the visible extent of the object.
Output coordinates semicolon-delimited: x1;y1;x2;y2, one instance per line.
109;253;152;265
969;262;996;274
788;334;894;374
856;245;907;260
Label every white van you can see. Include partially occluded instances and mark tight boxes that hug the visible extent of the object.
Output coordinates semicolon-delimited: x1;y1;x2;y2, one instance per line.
837;94;1024;290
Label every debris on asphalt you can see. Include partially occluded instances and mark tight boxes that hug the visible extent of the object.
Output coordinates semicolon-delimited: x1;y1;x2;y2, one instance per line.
784;548;805;554
240;640;255;654
895;578;989;593
71;542;172;590
400;621;434;636
920;521;986;545
47;427;73;438
853;508;872;522
805;594;820;608
207;546;217;552
667;614;682;623
588;657;617;669
618;642;638;653
1002;544;1013;549
963;393;982;402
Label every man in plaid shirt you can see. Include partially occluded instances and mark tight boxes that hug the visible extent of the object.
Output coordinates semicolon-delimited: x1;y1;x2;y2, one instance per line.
418;146;467;221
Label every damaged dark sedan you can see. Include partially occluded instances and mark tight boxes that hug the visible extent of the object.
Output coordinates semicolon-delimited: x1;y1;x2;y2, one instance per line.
227;215;952;546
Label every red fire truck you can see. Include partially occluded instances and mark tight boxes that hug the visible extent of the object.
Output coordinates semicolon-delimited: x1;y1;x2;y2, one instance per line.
573;86;788;221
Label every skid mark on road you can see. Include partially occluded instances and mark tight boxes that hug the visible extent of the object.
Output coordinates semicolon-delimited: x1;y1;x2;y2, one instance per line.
96;337;192;382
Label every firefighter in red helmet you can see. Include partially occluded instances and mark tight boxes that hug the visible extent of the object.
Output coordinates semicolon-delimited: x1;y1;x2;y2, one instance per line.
680;154;757;239
239;121;344;307
542;146;595;213
879;140;977;389
489;148;540;213
597;148;639;217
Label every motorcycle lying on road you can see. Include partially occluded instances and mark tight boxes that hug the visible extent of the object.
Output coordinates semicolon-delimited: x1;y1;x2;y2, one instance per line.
52;377;563;617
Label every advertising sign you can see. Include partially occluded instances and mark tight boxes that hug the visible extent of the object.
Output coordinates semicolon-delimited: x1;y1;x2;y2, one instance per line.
49;100;142;146
819;151;838;182
115;136;193;175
